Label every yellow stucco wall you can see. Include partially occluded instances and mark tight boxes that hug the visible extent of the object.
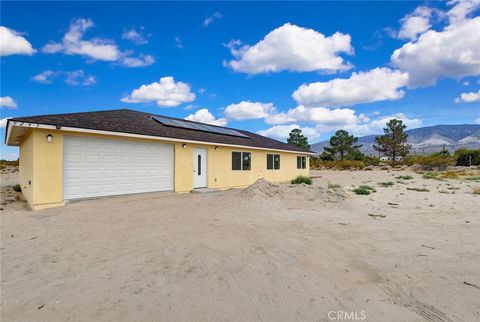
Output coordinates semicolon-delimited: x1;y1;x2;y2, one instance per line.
18;129;309;209
19;130;34;206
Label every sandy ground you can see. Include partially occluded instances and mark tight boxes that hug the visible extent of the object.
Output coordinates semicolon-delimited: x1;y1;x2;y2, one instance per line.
1;167;479;322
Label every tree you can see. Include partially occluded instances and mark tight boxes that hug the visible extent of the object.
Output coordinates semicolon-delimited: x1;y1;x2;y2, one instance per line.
373;119;410;164
324;130;362;161
287;128;310;150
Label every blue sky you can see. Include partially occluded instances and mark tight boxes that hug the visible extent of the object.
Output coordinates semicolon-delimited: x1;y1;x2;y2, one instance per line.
1;1;479;159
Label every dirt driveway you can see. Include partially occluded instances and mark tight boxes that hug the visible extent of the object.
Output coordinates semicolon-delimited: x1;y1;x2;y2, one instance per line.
1;169;479;322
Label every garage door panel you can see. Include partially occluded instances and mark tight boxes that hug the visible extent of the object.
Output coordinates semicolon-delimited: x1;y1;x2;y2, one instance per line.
63;136;174;200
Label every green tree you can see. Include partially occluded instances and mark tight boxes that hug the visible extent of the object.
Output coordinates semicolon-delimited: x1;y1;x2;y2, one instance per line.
373;119;410;164
287;128;311;150
324;130;362;160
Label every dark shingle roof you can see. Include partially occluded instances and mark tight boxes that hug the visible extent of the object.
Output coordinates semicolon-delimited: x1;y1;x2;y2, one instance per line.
9;109;312;153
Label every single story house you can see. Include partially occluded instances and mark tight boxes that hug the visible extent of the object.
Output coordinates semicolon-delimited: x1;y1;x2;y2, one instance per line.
5;109;313;210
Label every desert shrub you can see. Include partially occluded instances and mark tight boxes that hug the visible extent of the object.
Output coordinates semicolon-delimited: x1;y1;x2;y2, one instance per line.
465;176;480;181
291;175;313;185
378;181;394;187
414;155;454;171
353;185;376;195
396;175;413;180
13;184;22;192
454;148;480;166
0;159;19;168
422;172;440;179
328;183;341;189
309;157;322;169
473;187;480;195
407;187;430;192
318;151;335;161
363;156;380;166
318;160;365;170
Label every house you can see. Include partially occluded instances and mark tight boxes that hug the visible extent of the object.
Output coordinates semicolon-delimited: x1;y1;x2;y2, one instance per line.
5;109;313;210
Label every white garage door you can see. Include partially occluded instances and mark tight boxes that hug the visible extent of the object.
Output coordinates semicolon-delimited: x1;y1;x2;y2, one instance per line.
63;136;174;200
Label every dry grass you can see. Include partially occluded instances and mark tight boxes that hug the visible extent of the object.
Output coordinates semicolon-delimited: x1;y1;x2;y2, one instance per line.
473;187;480;195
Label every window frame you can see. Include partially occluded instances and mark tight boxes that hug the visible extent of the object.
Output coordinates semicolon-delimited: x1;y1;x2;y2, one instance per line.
232;151;252;171
297;156;307;169
267;153;281;170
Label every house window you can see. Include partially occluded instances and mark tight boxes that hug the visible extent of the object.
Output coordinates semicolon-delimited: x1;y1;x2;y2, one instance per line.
267;154;280;170
297;156;307;169
232;151;251;171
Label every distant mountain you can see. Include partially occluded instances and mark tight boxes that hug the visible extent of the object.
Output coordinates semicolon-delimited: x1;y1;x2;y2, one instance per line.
311;124;480;156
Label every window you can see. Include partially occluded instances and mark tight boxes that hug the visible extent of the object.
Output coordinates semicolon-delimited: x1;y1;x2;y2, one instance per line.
232;151;251;171
242;152;251;170
198;154;202;175
232;152;242;170
267;154;280;170
297;156;307;169
267;154;273;170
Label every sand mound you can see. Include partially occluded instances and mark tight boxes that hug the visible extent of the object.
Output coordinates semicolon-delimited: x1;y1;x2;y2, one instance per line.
242;178;347;204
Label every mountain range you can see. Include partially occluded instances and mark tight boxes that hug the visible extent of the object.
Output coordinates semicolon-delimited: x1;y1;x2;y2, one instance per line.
311;124;480;156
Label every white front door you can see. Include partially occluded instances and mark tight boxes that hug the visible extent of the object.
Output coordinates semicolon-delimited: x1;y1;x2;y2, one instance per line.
193;148;207;188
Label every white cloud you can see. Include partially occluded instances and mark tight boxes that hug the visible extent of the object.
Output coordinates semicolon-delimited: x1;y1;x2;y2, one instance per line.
391;16;480;88
31;70;96;86
0;26;36;56
65;70;96;86
121;76;196;107
447;0;480;24
292;67;409;107
42;18;154;68
257;124;321;141
122;27;150;45
185;109;227;126
397;6;434;40
264;105;361;126
203;12;222;27
475;116;480;124
0;96;17;109
224;101;276;121
345;113;422;136
31;70;59;83
455;89;480;103
225;23;353;74
0;117;12;128
175;36;184;49
120;54;154;67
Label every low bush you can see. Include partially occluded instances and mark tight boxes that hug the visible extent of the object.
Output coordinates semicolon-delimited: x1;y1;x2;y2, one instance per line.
413;155;454;171
353;185;376;195
396;175;413;180
422;172;440;180
13;184;21;192
473;187;480;195
328;183;341;189
316;160;365;170
454;148;480;166
407;187;430;192
378;181;394;187
291;175;313;185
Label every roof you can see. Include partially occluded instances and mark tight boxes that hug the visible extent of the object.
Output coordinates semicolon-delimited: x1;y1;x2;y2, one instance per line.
6;109;312;153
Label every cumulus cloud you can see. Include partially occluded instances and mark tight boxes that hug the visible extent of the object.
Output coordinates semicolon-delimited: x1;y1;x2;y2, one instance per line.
121;76;196;107
42;18;154;68
0;96;17;109
257;124;321;141
447;0;480;24
185;109;227;126
225;23;353;74
122;27;151;45
0;26;36;56
397;6;435;40
345;113;422;136
265;105;361;126
31;70;96;86
292;67;409;107
203;12;222;27
455;89;480;103
224;101;276;121
391;16;480;88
